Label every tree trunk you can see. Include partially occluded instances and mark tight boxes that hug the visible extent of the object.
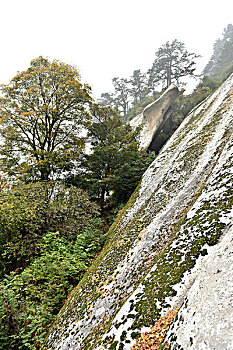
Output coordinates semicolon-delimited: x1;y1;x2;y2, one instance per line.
167;69;171;88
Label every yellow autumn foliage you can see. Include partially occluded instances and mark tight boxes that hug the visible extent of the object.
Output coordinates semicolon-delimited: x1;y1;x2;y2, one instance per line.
131;307;180;350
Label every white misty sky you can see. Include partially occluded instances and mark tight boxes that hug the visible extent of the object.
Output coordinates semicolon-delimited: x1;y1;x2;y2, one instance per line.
0;0;233;98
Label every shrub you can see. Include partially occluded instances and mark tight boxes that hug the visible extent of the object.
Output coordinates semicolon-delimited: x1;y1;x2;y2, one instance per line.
0;182;100;274
0;227;104;349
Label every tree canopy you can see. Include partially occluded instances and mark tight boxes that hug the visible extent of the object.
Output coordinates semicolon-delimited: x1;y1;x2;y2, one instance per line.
99;39;200;123
148;39;200;89
203;24;233;78
68;104;154;208
1;25;233;348
0;57;92;181
112;77;130;121
129;69;148;105
0;182;100;273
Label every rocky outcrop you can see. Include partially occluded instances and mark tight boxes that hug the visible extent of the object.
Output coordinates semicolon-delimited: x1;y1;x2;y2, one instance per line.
130;84;180;150
165;224;233;349
44;74;233;350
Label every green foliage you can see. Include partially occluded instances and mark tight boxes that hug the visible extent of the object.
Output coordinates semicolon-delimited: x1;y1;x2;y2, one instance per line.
0;228;104;350
148;73;222;154
0;55;155;349
0;182;99;274
148;39;200;90
98;92;116;110
179;72;231;119
107;151;155;204
203;24;233;78
126;95;158;121
129;69;149;106
179;83;214;117
112;77;130;121
68;104;155;208
99;39;200;123
2;28;233;348
0;56;92;181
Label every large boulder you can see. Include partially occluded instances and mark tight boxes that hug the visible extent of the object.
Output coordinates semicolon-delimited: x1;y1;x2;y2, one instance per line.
44;74;233;349
130;84;180;150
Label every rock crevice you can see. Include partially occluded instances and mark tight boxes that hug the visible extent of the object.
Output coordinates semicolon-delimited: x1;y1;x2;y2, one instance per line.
130;84;180;150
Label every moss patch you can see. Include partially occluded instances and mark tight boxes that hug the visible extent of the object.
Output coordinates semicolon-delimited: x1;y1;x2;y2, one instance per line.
42;79;233;350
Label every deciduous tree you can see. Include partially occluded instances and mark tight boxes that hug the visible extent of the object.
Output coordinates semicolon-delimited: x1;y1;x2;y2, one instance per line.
0;57;92;181
70;104;154;208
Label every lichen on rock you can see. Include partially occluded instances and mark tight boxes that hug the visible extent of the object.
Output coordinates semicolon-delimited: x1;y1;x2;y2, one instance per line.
43;74;233;350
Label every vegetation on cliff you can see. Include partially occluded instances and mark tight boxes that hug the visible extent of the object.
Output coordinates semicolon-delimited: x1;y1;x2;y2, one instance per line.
42;50;233;349
100;24;233;155
67;104;154;208
0;23;233;350
41;72;233;349
0;58;153;349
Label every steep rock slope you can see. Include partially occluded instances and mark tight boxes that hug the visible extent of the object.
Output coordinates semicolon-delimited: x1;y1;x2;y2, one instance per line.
44;74;233;349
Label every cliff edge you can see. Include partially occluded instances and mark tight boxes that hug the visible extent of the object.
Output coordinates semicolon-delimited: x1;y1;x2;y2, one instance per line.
44;74;233;350
130;84;180;150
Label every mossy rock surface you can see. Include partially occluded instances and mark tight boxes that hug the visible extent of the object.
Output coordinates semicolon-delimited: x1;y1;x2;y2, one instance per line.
43;75;233;350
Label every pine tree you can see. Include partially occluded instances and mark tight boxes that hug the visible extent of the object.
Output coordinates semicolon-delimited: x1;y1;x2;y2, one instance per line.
129;69;148;105
148;39;200;90
112;77;130;120
203;24;233;78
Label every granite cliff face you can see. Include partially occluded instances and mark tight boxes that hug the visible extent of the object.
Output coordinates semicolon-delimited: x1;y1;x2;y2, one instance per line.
44;74;233;350
129;84;180;150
